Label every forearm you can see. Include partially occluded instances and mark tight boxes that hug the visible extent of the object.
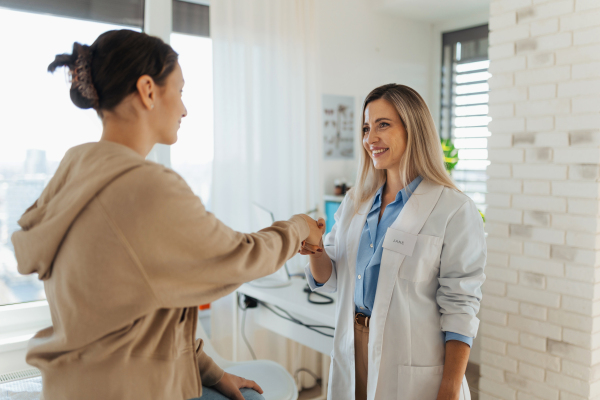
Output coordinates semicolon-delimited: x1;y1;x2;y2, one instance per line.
437;340;470;400
308;241;333;284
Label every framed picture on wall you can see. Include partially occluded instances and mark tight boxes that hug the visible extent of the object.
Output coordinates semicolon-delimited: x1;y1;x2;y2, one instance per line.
323;94;354;160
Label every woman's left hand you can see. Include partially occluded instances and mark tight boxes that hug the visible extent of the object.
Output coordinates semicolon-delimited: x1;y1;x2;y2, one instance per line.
212;372;263;400
436;382;461;400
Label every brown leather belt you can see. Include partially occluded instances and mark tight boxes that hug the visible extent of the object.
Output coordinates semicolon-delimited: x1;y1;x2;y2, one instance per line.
355;312;370;327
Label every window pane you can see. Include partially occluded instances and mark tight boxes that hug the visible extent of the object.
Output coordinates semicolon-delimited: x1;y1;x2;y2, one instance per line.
455;94;489;105
456;60;490;73
455;83;489;95
169;33;214;209
0;8;140;306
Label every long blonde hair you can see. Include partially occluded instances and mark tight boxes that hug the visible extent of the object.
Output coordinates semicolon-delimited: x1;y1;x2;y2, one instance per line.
353;84;459;213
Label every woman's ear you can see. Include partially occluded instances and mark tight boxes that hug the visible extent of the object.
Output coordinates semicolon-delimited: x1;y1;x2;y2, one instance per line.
136;75;156;110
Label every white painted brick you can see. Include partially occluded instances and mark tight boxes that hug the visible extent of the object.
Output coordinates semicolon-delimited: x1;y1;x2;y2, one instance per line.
526;116;554;131
479;377;517;399
566;232;600;250
551;245;597;266
565;264;596;281
488;163;512;178
547;276;595;299
490;24;531;46
520;0;574;21
527;52;556;69
556;114;600;131
512;195;567;212
490;56;528;74
481;363;507;382
548;338;592;365
552;214;600;234
487;207;523;224
545;371;589;397
516;98;570;116
556;43;600;64
520;302;548;321
563;328;593;349
531;17;559;36
535;132;569;146
513;164;567;180
491;104;516;120
510;254;565;276
491;12;518;30
515;65;571;86
524;210;551;227
513;132;536;146
529;83;557;100
519;271;547;289
487;265;520;283
484;279;508;296
487;193;513;207
484;294;521;314
558;79;600;97
507;284;561;308
573;61;600;79
570;130;600;147
489;251;510;267
488;178;523;193
509;314;562;339
519;32;572;54
518;362;546;382
506;372;561;399
489;237;524;254
490;86;529;103
524;241;551;258
573;26;600;45
552;181;600;199
523;180;550;195
489;42;516;60
488;133;514;147
568;164;600;180
561;7;600;31
489;73;515;89
489;118;526;134
559;392;588;400
575;0;600;11
525;147;553;163
562;359;592;381
563;295;595;317
487;222;511;237
507;344;561;371
491;0;533;14
482;307;509;325
572;96;600;114
517;225;565;244
553;148;600;164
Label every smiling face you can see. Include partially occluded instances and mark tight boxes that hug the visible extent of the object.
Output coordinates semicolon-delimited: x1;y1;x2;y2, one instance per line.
152;62;187;145
362;98;408;171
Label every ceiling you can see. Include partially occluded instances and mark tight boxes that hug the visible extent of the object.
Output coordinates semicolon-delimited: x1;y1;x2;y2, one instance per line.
373;0;491;23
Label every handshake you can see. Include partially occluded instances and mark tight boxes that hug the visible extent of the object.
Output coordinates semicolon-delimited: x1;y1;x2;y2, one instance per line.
298;215;326;257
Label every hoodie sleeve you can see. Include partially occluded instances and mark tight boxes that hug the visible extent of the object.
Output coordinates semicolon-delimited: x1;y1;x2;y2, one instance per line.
98;164;310;308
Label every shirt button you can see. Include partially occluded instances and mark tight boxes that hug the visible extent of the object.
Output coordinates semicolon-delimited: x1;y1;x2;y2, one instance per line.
358;275;362;279
360;307;364;309
370;244;373;248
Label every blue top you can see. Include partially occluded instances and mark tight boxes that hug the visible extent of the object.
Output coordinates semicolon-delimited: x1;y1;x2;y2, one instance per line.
314;176;472;347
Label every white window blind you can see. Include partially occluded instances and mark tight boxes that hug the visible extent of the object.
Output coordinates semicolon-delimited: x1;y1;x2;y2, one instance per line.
440;25;490;213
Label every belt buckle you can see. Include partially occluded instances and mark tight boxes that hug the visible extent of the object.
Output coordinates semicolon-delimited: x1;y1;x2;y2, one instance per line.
355;313;369;327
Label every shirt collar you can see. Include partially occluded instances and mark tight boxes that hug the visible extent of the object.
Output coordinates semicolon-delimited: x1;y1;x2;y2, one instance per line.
373;175;423;208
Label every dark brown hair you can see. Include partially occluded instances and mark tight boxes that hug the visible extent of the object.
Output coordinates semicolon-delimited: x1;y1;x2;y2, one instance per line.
48;29;178;112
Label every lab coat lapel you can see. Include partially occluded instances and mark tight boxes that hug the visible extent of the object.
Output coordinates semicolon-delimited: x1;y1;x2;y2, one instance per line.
367;180;444;399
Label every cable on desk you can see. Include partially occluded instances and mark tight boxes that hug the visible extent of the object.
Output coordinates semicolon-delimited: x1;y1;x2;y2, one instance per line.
237;294;257;360
294;367;322;391
257;300;335;338
303;283;334;305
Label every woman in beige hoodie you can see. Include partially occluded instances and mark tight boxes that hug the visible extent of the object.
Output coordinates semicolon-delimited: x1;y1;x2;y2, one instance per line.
12;29;324;400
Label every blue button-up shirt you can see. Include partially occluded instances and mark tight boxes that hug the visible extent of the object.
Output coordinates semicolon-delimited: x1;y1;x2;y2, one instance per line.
315;176;472;347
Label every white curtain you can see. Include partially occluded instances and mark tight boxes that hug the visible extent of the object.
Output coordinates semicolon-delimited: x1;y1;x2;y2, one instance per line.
210;0;323;391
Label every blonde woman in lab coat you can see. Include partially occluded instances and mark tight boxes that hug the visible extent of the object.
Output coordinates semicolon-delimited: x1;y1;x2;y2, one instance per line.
301;84;486;400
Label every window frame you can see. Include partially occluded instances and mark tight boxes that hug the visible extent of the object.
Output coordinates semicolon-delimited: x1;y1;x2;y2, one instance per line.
0;0;210;372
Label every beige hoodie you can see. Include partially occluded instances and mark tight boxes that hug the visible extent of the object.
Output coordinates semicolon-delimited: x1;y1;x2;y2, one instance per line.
12;141;310;400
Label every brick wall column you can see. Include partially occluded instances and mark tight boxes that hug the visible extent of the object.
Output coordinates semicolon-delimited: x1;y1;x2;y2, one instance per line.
480;0;600;399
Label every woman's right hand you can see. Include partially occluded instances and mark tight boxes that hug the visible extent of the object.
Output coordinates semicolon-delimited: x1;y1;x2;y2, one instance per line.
298;216;326;256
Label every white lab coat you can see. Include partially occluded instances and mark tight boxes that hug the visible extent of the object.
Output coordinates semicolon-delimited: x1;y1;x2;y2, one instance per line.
306;180;486;400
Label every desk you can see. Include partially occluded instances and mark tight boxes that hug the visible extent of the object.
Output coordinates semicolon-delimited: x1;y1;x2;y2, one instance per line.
233;278;336;399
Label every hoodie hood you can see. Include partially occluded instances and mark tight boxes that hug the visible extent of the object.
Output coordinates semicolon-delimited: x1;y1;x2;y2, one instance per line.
12;141;146;280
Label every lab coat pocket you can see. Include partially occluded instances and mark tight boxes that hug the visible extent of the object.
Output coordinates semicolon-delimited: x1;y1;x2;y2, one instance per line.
397;234;442;282
397;365;444;400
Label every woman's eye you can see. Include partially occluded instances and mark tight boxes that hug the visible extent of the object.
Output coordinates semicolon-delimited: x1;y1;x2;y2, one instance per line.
380;122;389;128
362;127;369;135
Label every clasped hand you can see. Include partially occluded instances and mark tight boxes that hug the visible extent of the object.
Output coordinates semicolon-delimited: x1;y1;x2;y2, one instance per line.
298;215;326;256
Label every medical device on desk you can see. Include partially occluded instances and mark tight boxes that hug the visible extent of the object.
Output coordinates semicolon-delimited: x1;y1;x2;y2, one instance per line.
248;202;293;288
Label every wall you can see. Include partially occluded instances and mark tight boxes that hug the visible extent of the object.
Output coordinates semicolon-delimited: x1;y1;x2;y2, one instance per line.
480;0;600;398
315;0;434;196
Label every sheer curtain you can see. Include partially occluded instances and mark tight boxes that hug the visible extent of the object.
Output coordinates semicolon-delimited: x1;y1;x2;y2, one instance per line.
210;0;323;390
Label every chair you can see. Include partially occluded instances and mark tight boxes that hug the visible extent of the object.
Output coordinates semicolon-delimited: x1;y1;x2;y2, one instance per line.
196;320;298;400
